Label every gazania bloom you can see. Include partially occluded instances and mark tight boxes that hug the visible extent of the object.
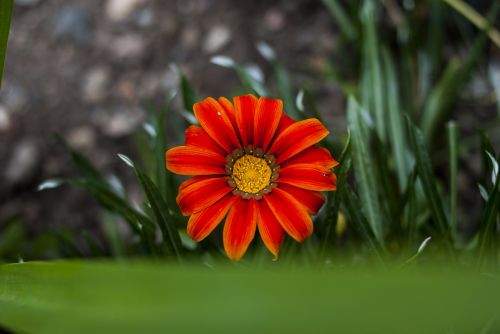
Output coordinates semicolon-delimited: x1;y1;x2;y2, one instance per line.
166;94;337;260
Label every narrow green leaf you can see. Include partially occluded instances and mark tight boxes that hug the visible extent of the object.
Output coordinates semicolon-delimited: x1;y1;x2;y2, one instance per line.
447;121;459;233
420;59;462;141
234;65;268;97
382;49;410;192
321;0;356;40
318;132;351;260
443;0;500;48
0;0;13;90
421;3;499;142
211;55;268;96
361;0;385;142
343;186;386;263
42;178;157;255
407;116;455;258
347;96;385;245
477;161;500;269
57;135;105;183
274;62;298;118
119;155;183;261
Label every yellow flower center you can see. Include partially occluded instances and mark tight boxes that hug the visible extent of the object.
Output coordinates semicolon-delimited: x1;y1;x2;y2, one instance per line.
231;155;272;194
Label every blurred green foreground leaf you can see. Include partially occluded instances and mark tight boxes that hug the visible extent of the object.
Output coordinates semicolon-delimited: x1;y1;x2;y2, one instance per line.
0;261;500;333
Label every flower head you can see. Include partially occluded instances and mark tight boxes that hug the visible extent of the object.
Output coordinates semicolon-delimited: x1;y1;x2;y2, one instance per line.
166;94;338;260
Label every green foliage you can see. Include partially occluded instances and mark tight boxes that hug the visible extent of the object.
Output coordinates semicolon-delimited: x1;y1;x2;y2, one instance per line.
25;0;499;268
0;0;13;90
1;261;500;333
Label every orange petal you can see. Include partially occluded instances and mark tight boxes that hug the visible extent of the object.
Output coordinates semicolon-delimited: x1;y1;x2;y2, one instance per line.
218;97;238;130
193;97;241;153
253;97;283;151
282;146;338;169
166;146;226;175
269;118;329;164
276;113;295;134
177;177;233;215
223;198;258;261
263;188;313;242
278;183;325;215
256;200;285;257
185;125;226;156
178;176;211;192
187;194;237;241
278;164;337;191
234;95;258;147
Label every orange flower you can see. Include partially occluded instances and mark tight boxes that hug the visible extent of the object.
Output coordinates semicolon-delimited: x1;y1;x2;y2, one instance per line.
166;94;338;260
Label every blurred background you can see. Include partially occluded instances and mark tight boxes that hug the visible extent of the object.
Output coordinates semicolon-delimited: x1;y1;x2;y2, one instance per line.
0;0;498;261
0;0;347;258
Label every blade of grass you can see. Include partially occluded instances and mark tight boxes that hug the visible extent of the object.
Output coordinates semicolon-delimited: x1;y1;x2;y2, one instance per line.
0;0;13;90
321;0;356;40
476;160;500;269
40;178;157;255
447;121;458;234
118;154;182;262
347;96;385;245
407;116;455;259
211;55;268;96
318;131;351;261
343;186;386;264
56;135;105;183
256;42;299;118
382;48;410;192
443;0;500;48
420;58;461;141
421;2;500;142
361;0;386;142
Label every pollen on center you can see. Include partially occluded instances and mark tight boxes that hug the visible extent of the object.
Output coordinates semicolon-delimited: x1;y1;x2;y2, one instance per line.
231;155;272;194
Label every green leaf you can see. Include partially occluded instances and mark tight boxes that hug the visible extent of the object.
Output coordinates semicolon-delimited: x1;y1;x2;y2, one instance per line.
0;0;13;90
318;132;351;259
347;96;385;245
2;261;500;333
361;0;385;142
382;49;411;192
447;121;459;233
56;135;105;183
211;55;268;97
407;117;455;258
420;58;462;141
321;0;356;40
118;154;183;261
42;177;157;255
477;160;500;268
421;2;500;142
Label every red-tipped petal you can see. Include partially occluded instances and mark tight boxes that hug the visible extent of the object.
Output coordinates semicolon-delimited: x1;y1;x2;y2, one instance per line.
218;96;237;127
166;146;226;175
278;164;337;191
187;194;237;241
223;198;257;261
256;200;285;257
282;146;338;169
263;188;313;242
253;97;283;151
177;177;233;215
193;97;241;153
269;118;329;164
185;125;226;156
278;183;325;215
234;95;258;147
178;176;211;192
276;113;295;133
